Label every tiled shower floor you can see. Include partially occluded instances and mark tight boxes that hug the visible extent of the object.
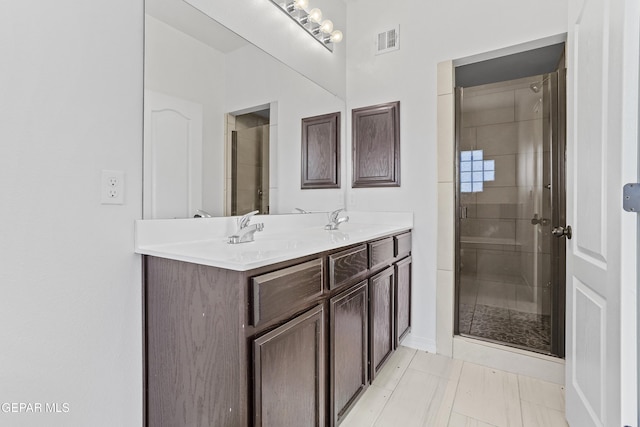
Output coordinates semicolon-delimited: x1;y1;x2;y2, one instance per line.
459;275;552;353
459;303;551;352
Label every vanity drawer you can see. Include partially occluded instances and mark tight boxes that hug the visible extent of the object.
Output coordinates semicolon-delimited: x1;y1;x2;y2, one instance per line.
394;232;412;258
251;258;324;327
368;237;394;271
328;244;368;290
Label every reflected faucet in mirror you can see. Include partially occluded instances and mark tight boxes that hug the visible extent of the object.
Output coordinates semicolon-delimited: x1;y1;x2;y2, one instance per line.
194;209;214;218
325;208;349;230
228;210;264;244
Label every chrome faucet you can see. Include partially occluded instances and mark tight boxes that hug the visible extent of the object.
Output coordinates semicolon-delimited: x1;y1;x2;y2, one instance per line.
228;210;264;244
325;208;349;230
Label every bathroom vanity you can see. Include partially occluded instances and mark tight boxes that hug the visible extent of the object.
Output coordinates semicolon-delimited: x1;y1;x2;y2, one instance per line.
136;212;412;426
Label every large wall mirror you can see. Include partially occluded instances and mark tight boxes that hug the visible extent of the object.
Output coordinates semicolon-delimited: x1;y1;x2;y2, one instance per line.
144;0;346;219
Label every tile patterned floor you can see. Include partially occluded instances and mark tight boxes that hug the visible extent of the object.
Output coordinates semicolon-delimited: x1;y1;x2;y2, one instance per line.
458;275;552;353
459;303;551;352
341;347;567;427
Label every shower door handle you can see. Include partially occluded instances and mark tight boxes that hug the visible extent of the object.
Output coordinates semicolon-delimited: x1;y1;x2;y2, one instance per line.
460;206;468;219
531;214;550;226
552;225;572;239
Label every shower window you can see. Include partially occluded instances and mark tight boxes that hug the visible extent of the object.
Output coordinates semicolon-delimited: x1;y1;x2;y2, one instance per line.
460;150;495;192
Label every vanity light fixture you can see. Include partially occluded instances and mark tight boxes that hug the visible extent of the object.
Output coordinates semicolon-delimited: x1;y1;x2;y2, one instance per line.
270;0;343;52
308;8;322;24
319;19;333;34
286;0;309;12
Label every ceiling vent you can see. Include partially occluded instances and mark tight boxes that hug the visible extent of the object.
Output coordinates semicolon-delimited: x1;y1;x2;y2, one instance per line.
376;26;400;55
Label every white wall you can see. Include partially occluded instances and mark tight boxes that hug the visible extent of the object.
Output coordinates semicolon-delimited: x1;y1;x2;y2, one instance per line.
345;0;568;350
145;15;226;216
225;44;346;214
0;1;143;426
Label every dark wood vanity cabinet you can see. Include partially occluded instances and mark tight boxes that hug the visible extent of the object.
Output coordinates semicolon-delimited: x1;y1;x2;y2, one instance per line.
144;257;245;427
329;280;369;426
253;304;325;427
369;266;395;381
144;230;412;427
395;256;412;346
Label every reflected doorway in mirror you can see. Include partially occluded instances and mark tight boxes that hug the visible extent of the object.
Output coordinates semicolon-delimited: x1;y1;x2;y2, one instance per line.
226;106;271;216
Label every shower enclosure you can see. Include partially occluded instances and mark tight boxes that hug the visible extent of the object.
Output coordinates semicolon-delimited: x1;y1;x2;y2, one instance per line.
455;71;565;357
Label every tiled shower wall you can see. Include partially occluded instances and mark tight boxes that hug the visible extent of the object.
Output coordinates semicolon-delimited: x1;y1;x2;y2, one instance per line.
458;77;551;314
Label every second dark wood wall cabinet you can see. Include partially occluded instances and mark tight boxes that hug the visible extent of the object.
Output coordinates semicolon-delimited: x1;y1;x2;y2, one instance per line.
352;101;400;188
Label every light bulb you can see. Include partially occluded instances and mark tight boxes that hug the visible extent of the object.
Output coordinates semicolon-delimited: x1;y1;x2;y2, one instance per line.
329;30;343;43
308;8;322;24
293;0;309;10
319;19;334;34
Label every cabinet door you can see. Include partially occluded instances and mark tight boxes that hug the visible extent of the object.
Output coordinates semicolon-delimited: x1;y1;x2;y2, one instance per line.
395;256;412;346
369;266;395;381
330;281;368;426
253;305;325;427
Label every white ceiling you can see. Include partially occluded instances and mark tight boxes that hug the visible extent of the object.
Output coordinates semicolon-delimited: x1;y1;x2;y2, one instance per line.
145;0;248;53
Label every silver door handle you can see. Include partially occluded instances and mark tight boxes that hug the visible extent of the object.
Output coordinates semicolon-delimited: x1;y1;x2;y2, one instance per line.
552;225;572;239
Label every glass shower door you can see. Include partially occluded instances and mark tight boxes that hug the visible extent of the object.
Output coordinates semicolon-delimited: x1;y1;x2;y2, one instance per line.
456;73;561;356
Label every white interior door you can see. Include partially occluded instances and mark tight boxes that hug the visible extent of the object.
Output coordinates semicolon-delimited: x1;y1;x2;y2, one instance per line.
566;0;638;425
143;90;203;219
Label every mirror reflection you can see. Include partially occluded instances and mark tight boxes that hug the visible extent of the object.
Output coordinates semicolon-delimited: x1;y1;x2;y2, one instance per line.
144;0;345;219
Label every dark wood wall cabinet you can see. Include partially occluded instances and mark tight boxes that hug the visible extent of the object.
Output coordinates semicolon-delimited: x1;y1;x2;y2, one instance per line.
144;230;412;427
301;112;341;189
352;101;400;188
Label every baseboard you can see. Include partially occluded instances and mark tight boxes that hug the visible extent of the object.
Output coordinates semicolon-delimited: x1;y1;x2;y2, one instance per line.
400;333;436;353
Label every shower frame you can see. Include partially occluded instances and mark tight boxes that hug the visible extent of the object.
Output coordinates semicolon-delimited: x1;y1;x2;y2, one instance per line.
453;69;567;358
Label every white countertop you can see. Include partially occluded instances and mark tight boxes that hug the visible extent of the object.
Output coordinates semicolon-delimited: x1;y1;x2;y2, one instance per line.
135;211;413;271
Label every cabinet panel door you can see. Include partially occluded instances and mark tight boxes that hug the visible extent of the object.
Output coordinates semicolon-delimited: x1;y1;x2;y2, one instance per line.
330;281;368;426
395;256;412;346
301;112;340;189
369;266;395;380
352;101;400;188
253;305;325;427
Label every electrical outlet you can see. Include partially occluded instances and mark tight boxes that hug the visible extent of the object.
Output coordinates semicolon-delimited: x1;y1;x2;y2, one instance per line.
101;170;125;205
